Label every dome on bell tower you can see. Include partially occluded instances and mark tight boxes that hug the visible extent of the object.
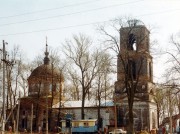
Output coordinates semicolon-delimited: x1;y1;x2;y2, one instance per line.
28;41;64;97
126;19;144;27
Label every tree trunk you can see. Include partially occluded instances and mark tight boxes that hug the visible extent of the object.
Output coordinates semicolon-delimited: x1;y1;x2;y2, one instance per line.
81;85;86;119
81;99;85;119
127;85;134;134
157;104;160;128
98;93;101;130
127;102;134;134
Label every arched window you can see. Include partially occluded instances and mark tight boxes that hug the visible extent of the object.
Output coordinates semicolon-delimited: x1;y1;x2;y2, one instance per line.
117;106;124;127
128;34;137;51
149;62;152;81
56;83;60;91
43;110;46;115
23;110;26;115
126;60;136;80
22;111;27;129
132;61;136;79
152;112;156;128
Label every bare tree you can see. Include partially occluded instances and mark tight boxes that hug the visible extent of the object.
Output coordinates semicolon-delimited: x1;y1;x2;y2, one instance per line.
164;33;180;113
93;52;113;130
66;73;81;100
153;85;166;127
63;34;103;119
165;33;180;83
162;82;179;134
161;33;180;133
3;45;28;131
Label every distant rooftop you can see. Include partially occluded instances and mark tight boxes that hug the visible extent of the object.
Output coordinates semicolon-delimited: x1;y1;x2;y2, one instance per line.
53;100;114;108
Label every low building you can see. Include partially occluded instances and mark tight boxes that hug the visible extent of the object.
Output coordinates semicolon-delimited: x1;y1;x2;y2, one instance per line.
53;100;114;129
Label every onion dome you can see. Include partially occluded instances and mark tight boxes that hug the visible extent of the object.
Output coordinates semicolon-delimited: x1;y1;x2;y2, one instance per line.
28;64;63;81
27;40;64;96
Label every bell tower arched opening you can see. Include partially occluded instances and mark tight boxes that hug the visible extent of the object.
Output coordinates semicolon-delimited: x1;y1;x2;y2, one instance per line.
128;33;137;51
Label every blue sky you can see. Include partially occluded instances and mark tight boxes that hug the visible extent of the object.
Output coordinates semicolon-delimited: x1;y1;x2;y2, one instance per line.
0;0;180;82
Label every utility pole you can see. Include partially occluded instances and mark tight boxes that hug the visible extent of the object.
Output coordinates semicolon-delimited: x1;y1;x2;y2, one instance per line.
57;73;62;133
45;59;48;134
46;87;48;134
114;94;117;133
2;40;7;134
16;92;20;134
31;104;33;134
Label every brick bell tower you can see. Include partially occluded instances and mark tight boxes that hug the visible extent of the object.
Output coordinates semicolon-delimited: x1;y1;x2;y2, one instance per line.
114;20;157;131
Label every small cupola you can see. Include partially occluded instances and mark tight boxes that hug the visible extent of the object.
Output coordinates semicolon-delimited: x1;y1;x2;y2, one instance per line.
44;38;50;65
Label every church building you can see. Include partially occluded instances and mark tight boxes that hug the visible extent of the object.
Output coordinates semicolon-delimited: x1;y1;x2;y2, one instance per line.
17;43;64;132
114;20;157;131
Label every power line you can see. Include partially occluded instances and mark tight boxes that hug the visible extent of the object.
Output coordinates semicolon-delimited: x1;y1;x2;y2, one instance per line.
136;8;180;17
0;20;109;36
0;0;102;19
0;7;180;36
0;0;144;27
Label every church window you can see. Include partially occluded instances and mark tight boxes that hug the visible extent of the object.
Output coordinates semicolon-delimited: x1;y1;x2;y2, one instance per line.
146;36;150;52
44;83;50;92
41;83;44;89
126;60;136;80
132;61;136;79
128;34;137;51
117;106;124;127
149;62;152;80
43;118;46;129
52;84;57;91
22;119;25;129
56;83;60;91
49;84;52;91
30;84;35;91
152;112;156;128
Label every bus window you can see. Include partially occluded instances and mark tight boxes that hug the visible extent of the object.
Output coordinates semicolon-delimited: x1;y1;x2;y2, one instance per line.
74;122;79;128
84;122;89;127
